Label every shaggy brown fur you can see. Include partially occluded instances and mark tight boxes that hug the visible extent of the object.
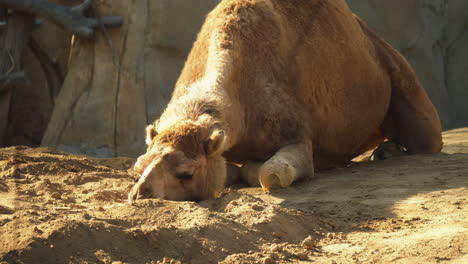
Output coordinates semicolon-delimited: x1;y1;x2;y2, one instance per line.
129;0;442;201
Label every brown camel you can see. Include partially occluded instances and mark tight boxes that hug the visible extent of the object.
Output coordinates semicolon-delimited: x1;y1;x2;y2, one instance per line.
128;0;442;202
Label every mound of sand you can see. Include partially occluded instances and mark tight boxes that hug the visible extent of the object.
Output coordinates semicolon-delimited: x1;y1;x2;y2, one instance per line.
1;129;467;264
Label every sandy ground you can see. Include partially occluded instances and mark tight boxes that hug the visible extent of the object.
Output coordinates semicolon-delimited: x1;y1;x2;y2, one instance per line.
0;129;467;264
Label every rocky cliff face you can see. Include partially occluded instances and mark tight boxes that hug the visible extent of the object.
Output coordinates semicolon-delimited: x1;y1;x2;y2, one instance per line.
38;0;468;157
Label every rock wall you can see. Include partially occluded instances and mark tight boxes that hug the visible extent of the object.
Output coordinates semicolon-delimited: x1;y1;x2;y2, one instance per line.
40;0;468;157
41;0;221;157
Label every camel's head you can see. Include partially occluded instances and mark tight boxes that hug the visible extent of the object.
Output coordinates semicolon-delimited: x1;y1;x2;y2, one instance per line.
128;121;226;202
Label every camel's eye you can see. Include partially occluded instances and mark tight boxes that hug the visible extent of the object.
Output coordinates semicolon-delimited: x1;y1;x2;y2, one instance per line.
175;172;193;180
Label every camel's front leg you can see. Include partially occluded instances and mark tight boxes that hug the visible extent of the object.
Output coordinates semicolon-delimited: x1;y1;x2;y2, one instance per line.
241;142;314;191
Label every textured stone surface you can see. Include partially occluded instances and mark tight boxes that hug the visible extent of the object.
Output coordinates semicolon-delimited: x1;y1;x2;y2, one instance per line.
41;0;220;157
41;0;468;157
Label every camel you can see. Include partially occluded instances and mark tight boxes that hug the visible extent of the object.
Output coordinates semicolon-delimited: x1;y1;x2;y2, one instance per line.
128;0;442;202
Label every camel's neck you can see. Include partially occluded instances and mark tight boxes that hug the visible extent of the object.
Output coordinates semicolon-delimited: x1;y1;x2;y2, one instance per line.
158;34;244;151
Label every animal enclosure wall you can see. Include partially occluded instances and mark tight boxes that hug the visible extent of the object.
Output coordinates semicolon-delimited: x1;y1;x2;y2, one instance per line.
40;0;221;157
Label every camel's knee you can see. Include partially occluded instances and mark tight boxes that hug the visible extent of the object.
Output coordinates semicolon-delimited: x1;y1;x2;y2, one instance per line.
241;142;313;192
401;128;442;154
259;158;297;191
371;141;407;161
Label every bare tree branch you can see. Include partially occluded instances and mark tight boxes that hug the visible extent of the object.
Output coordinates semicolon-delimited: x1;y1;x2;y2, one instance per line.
0;71;27;92
0;0;123;39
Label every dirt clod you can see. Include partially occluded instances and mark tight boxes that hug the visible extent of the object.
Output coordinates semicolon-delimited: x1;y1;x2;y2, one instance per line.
301;235;315;250
269;244;283;252
33;226;42;234
50;192;61;199
294;252;309;260
262;256;275;264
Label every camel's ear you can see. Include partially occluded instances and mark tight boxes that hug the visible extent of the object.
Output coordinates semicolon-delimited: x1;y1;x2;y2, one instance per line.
205;130;225;156
145;124;158;145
